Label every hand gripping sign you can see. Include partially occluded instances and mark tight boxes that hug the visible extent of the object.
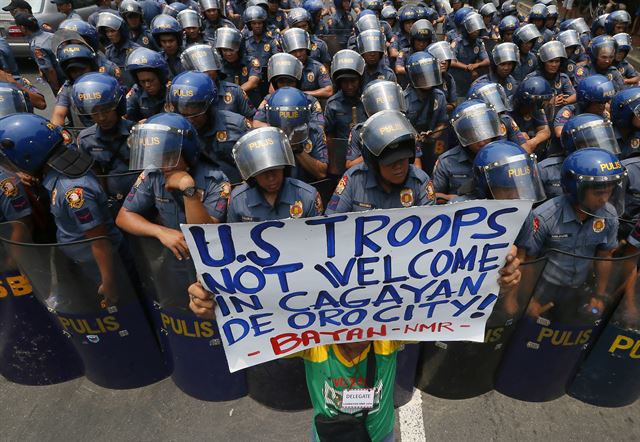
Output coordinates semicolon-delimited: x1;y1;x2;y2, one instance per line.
182;200;532;372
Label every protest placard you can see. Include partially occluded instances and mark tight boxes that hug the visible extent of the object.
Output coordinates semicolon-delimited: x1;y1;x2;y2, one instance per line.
182;200;532;372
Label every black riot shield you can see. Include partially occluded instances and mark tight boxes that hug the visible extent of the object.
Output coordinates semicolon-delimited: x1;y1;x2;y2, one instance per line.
495;250;638;402
0;221;83;385
414;257;547;399
130;235;247;401
0;222;168;389
568;253;640;407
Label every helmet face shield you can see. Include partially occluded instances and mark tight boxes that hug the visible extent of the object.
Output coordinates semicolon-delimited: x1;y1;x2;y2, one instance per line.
478;153;546;202
566;119;621;155
452;104;501;146
128;123;186;170
232;127;295;181
181;45;221;72
406;55;442;88
0;87;28;116
472;83;510;113
362;81;407;116
265;104;311;146
576;177;627;218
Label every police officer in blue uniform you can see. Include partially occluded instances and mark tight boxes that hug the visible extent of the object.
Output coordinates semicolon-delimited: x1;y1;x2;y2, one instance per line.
151;14;186;78
497;15;519;44
180;44;256;119
253;53;325;128
520;148;625;320
394;19;435;85
125;47;169;122
0;166;33;226
449;12;489;97
266;0;286;31
265;87;328;182
51;0;82;21
612;87;640;158
357;29;395;88
528;4;553;53
605;9;632;36
473;42;519;101
556;30;588;85
574;35;625;93
0;113;126;307
512;24;540;83
427;41;458;114
511;76;552;155
72;73;137;214
97;11;140;88
215;27;264;108
287;8;331;65
178;9;211;48
325;0;355;49
326;109;436;214
282;28;333;99
15;13;64;95
444;6;472;42
201;0;236;41
391;5;416;54
117;113;230;261
432;100;503;200
541;113;621;199
612;33;640;88
167;71;250;183
324;49;366;141
120;0;159;50
242;6;281;68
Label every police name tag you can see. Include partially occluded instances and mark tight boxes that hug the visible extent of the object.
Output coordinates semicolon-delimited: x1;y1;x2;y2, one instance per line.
342;388;375;409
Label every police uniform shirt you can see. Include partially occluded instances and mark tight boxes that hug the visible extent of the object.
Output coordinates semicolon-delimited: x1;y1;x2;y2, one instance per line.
125;83;166;122
575;64;625;92
325;11;354;47
254;93;325;127
361;59;397;89
0;168;31;222
325;162;436;214
451;36;488;65
310;36;331;65
227;177;321;222
390;31;410;52
501;114;528;146
620;130;640;158
532;29;554;53
615;59;639;81
131;27;159;51
537;155;564;199
124;165;230;229
444;12;457;33
513;52;538;83
324;90;367;140
43;169;123;245
521;195;618;287
300;58;332;92
105;39;140;71
218;80;256;119
473;71;518;99
55;81;94;127
432;144;473;195
445;28;460;42
96;53;122;80
395;47;412;72
513;108;548;140
221;55;262;86
292;124;328;183
28;30;65;83
566;47;588;81
268;9;286;31
203;18;237;41
77;119;138;201
622;155;640;219
0;37;19;76
243;32;281;68
438;71;458;108
228;0;248;17
198;109;250;183
553;104;577;129
526;69;575;98
161;50;186;79
404;86;448;134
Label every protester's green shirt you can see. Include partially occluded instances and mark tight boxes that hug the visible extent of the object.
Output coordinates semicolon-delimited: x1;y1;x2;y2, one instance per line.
298;341;401;442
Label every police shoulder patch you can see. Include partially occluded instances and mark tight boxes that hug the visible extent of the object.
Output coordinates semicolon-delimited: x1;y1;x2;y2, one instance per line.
314;192;323;214
528;58;533;66
335;175;348;195
426;180;435;202
0;177;17;198
224;91;233;104
65;187;84;209
220;181;231;199
631;138;640;149
290;200;303;218
567;63;574;72
562;109;571;119
319;65;328;75
533;216;539;233
576;66;584;76
98;66;106;73
216;131;228;142
506;82;513;90
251;58;260;67
143;36;149;45
400;188;414;207
61;129;73;145
593;218;605;233
264;43;271;52
307;71;315;82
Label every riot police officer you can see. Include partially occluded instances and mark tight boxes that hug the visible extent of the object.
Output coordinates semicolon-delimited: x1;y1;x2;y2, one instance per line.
150;14;186;78
556;29;588;84
281;28;333;99
612;87;640;158
473;42;519;101
72;73;136;214
394;19;435;82
613;33;640;88
497;15;519;44
527;41;576;116
51;0;82;21
575;35;625;92
178;9;210;47
286;8;331;65
449;12;489;97
324;49;366;141
427;41;458;114
528;4;553;53
96;11;140;88
357;29;396;87
242;6;281;68
167;71;249;183
120;0;158;50
324;0;354;49
180;44;256;119
201;0;235;41
605;9;632;36
393;5;417;53
512;24;540;83
117;113;230;261
125;47;169;122
511;76;552;156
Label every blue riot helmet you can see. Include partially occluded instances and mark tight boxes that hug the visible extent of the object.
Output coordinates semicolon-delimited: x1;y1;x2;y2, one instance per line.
357;29;385;54
568;17;590;35
538;40;567;63
381;5;398;21
591;14;607;35
59;19;100;51
119;0;144;18
498;15;519;36
427;41;456;63
126;47;170;85
398;6;418;25
267;53;303;88
0;113;93;178
303;0;324;19
0;84;28;116
605;9;631;35
287;7;312;27
501;0;517;17
282;28;311;53
265;87;311;147
96;11;129;41
561;114;620;155
576;74;615;104
613;32;632;54
56;42;98;79
406;51;442;89
453;6;473;27
243;5;267;23
356;13;381;33
611;87;640;129
331;49;365;84
546;5;558;20
214;26;242;51
361;80;407;116
588;34;617;64
232;127;295;182
361;110;417;166
181;44;224;77
167;71;217;117
409;19;435;45
356;9;376;22
467;82;510;113
473;140;546;201
162;2;188;17
151;14;183;46
479;3;498;19
451;100;502;147
557;29;581;51
362;0;383;12
561;147;627;218
513;76;554;114
528;3;548;22
128;112;200;170
247;0;269;12
513;23;541;46
177;9;203;30
559;19;573;32
413;5;428;20
71;72;124;116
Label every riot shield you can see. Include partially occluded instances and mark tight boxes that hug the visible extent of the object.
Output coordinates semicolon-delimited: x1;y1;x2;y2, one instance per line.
319;33;350;57
495;250;638;402
313;137;349;207
0;222;168;389
415;257;547;399
0;221;83;385
568;255;640;407
130;235;247;401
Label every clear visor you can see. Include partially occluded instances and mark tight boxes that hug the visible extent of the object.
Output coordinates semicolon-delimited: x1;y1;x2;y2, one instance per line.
279;120;309;145
357;32;385;53
362;84;407;115
0;87;28;116
453;107;501;146
178;11;201;28
73;93;121;115
407;60;442;88
464;14;486;33
595;43;616;58
427;42;456;61
167;89;213;116
97;13;123;31
570;18;590;34
481;153;546;202
475;83;509;113
558;30;580;48
128;123;185;170
576;176;627;218
181;46;220;72
215;29;241;50
570;120;621;155
516;24;541;43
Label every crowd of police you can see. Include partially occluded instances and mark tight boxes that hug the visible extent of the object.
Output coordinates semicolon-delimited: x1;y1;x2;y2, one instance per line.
0;0;640;436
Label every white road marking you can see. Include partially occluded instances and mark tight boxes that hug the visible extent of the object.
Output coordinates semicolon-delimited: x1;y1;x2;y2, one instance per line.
399;388;426;442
